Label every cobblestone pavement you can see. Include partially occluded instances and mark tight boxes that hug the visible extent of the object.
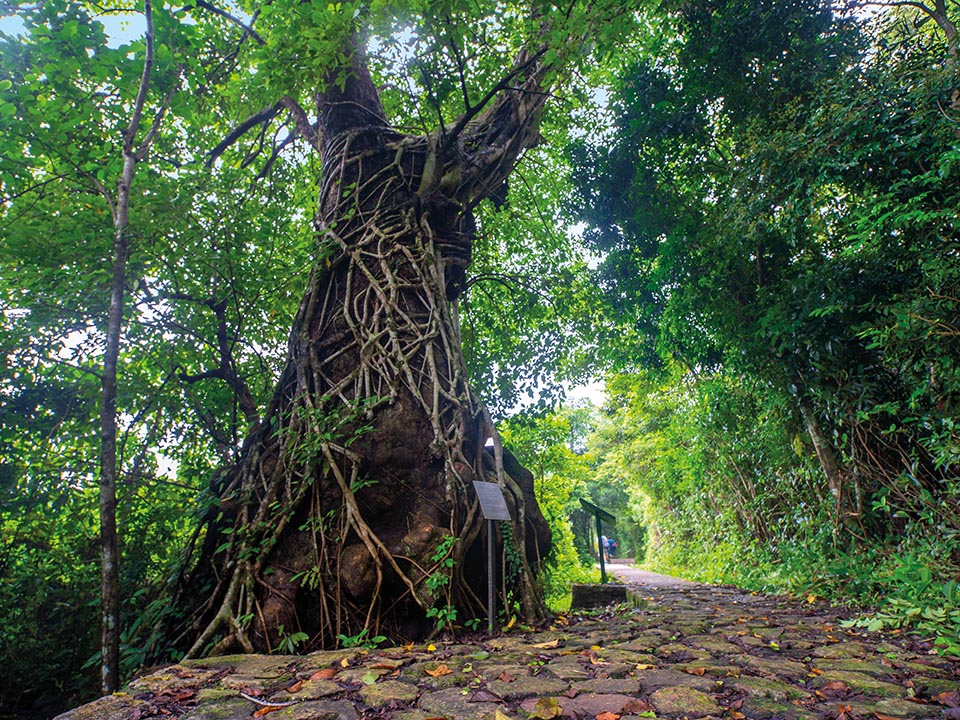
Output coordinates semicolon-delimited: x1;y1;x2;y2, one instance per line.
56;569;959;720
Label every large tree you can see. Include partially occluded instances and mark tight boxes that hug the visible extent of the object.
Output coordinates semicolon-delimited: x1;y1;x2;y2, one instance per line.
153;1;634;658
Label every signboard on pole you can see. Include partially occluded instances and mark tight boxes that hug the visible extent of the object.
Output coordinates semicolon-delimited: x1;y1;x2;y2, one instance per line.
472;480;510;633
472;481;510;520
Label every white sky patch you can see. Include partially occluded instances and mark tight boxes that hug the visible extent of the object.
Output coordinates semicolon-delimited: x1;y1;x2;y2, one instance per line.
566;379;605;406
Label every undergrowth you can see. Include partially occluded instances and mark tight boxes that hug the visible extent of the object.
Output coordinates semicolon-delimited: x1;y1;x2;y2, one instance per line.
642;519;960;657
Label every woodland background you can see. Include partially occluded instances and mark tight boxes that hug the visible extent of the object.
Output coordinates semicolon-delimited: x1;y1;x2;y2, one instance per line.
2;0;959;717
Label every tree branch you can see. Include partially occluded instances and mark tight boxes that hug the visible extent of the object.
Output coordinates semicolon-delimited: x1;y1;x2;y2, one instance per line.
205;102;282;167
194;0;265;45
279;95;320;150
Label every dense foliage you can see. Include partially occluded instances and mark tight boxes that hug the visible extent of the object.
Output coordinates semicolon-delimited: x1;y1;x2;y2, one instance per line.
570;0;960;655
2;0;959;716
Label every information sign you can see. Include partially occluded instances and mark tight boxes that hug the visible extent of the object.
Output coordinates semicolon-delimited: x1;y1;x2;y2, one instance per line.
472;480;510;520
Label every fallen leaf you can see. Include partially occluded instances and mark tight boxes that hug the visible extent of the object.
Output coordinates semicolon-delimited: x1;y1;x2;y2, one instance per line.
253;707;281;718
822;681;849;692
685;667;706;676
425;664;453;677
360;671;378;685
563;688;578;699
635;663;656;671
371;660;403;670
730;712;746;720
497;671;516;683
874;714;905;720
620;699;654;714
401;642;416;652
309;668;338;680
505;616;516;630
426;643;437;652
340;658;350;668
532;639;561;649
285;680;303;693
596;712;620;720
468;688;502;703
161;689;196;702
495;711;512;720
806;594;818;604
808;667;824;676
529;697;562;720
937;691;960;708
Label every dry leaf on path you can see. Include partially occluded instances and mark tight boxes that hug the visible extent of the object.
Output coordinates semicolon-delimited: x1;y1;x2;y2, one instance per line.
596;712;620;720
252;707;281;717
530;697;562;719
468;688;503;703
497;671;516;683
309;668;338;680
371;660;403;670
620;699;653;714
685;666;706;676
285;679;303;693
425;664;453;677
532;639;561;649
937;691;960;707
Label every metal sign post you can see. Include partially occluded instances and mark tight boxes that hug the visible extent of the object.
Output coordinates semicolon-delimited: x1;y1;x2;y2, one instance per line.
472;481;510;633
579;499;617;584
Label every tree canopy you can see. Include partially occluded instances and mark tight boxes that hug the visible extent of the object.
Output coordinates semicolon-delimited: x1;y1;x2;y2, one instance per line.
3;0;960;715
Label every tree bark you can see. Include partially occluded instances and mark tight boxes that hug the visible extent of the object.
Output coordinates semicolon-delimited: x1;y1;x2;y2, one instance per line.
159;35;555;658
98;4;153;691
798;398;849;534
99;0;171;689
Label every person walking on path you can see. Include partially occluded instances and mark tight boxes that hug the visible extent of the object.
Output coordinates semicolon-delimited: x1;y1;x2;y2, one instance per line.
600;534;610;562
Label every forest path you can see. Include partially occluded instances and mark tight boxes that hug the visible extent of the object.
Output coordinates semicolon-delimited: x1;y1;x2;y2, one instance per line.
604;562;699;588
56;575;959;720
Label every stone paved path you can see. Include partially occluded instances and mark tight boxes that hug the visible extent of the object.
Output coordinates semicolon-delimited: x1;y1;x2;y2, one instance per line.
56;569;959;720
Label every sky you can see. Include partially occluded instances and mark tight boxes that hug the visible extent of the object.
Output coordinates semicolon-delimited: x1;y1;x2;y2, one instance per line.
0;8;145;46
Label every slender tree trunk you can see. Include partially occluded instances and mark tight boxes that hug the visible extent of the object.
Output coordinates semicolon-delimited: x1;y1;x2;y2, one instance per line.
99;0;156;692
798;398;847;533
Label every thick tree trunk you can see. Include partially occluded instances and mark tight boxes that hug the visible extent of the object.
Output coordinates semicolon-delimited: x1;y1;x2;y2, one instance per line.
159;41;553;657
